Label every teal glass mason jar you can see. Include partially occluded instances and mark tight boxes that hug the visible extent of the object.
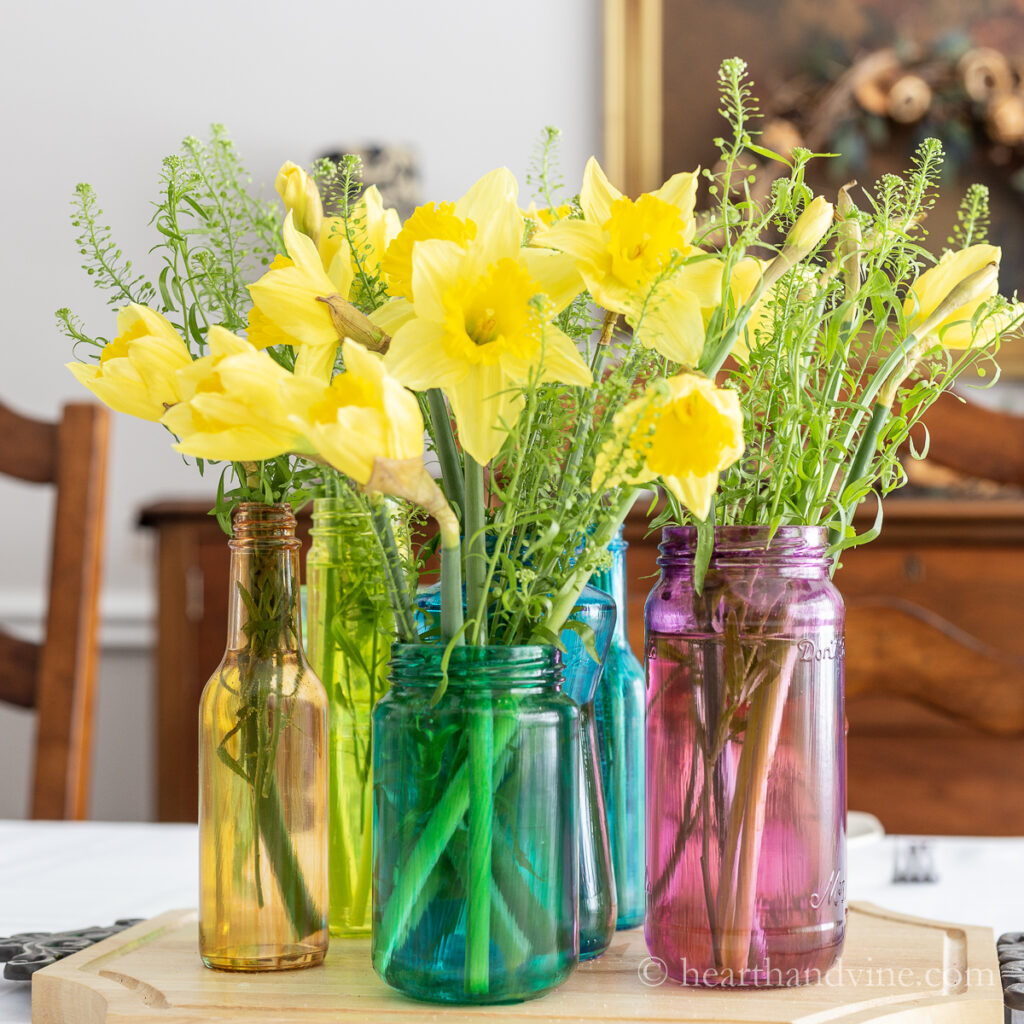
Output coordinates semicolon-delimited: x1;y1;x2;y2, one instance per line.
372;644;580;1004
305;495;395;936
417;582;618;961
590;527;645;930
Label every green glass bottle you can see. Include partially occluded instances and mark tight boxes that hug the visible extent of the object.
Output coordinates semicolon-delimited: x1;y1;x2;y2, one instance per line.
306;495;394;936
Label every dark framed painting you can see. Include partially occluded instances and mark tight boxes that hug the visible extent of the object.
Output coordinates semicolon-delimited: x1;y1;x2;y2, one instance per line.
604;0;1024;377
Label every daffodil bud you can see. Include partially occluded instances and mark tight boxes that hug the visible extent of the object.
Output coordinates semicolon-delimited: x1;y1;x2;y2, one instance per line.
837;183;862;303
763;196;834;290
316;294;391;353
788;196;834;254
275;161;323;241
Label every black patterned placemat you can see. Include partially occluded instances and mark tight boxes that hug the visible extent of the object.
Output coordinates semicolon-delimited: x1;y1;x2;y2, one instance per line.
0;920;142;980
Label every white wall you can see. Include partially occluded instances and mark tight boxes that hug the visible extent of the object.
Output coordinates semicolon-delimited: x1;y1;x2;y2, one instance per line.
0;0;602;819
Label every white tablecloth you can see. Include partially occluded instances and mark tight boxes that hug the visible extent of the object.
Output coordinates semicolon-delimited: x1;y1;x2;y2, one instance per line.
0;821;1020;1023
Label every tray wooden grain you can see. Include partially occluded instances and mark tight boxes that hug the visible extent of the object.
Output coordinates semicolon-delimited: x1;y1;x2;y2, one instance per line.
31;902;1001;1023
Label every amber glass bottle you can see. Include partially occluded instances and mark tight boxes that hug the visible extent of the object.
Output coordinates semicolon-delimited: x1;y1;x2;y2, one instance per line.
198;502;329;971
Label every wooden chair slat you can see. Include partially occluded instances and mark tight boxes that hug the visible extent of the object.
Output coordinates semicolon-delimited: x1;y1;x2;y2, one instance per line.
0;404;58;483
0;400;108;820
0;630;39;707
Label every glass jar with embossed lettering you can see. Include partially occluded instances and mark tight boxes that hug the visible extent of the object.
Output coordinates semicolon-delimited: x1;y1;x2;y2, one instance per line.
644;526;845;987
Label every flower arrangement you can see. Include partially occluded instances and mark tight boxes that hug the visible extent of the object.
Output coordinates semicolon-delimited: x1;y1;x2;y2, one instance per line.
61;58;1022;996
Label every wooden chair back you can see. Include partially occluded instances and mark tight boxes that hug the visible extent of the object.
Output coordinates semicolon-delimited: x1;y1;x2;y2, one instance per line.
911;389;1024;486
0;401;109;818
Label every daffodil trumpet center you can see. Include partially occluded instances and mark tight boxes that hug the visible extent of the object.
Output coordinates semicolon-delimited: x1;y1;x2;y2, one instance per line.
441;258;543;362
604;194;690;290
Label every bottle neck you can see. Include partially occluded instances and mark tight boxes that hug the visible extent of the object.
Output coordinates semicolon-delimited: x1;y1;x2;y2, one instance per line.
591;533;629;647
226;503;303;656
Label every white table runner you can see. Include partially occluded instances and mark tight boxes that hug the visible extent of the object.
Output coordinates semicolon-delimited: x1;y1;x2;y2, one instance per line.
0;821;1019;1023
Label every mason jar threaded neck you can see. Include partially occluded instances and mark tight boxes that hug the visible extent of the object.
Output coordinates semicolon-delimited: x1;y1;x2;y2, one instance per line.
310;494;369;533
658;525;830;572
389;643;563;691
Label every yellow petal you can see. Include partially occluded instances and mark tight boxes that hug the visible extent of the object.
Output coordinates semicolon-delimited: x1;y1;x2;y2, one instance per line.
521;248;586;313
369;297;416;335
409;240;466;322
318;217;356;296
580;156;622;226
446;362;523;465
247;267;338;349
454;167;519;224
386;318;465;390
661;470;719;522
651;169;700;230
534;325;593;387
275;161;323;241
629;279;706;366
67;360;163;421
295;344;337;381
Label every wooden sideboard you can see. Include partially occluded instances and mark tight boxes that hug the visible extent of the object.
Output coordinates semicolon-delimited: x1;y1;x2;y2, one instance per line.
141;498;1024;833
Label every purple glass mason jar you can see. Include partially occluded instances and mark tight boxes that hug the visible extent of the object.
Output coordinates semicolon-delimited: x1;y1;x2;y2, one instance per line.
644;526;846;987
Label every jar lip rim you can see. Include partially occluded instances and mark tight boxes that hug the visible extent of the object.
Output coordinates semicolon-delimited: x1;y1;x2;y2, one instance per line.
391;642;559;658
389;642;564;688
658;524;831;563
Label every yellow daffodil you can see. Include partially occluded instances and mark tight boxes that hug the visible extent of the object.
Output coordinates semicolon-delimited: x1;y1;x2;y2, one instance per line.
67;304;192;421
380;167;517;302
372;167;523;341
284;339;423;486
275;161;323;241
594;373;744;519
384;182;589;464
904;244;1003;349
534;156;719;365
162;326;310;461
247;211;353;380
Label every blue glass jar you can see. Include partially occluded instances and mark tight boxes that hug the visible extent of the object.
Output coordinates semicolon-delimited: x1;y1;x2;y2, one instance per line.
591;527;645;930
417;581;618;961
372;644;579;1004
561;584;618;960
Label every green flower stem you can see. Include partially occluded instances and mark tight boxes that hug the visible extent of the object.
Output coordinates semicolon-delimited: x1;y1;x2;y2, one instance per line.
489;878;530;970
228;543;320;942
255;765;321;940
464;456;488;646
558;311;618;501
349;784;374;927
376;715;518;973
441;539;465;645
466;706;495;994
427;389;465;517
491;823;557;953
370;500;419;643
530;489;638;643
828;402;890;546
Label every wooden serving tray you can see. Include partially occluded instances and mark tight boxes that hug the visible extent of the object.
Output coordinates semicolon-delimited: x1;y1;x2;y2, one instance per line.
31;902;1001;1023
